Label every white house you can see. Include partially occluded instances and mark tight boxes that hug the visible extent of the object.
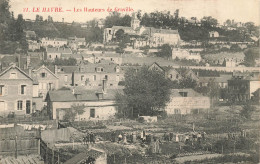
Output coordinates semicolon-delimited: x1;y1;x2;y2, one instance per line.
165;89;210;115
46;47;72;60
45;88;123;120
209;31;219;38
172;48;201;62
41;38;68;48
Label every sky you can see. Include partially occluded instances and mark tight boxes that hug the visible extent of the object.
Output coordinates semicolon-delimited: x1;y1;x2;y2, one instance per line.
10;0;260;25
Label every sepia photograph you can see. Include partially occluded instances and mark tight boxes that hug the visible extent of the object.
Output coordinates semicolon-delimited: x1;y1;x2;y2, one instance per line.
0;0;259;163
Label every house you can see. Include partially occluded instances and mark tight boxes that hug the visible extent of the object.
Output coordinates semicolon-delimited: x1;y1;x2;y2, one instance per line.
0;64;34;116
209;31;219;38
31;65;59;99
165;89;210;115
45;87;123;120
71;63;125;89
64;148;107;164
56;66;78;88
172;48;201;62
177;68;199;82
104;13;181;48
68;36;86;50
41;38;68;48
46;47;72;60
199;74;232;88
93;52;123;65
228;72;260;101
28;40;41;51
24;30;37;40
148;62;182;81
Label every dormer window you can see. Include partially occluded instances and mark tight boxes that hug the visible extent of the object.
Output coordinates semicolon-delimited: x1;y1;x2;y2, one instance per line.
96;67;104;72
115;67;120;73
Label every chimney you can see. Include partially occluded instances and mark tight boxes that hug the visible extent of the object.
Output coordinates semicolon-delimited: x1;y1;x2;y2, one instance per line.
26;55;31;69
54;65;58;74
102;79;107;93
28;66;32;77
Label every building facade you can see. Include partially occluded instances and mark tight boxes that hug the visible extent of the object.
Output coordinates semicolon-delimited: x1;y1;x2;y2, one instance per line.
165;89;210;115
0;64;34;115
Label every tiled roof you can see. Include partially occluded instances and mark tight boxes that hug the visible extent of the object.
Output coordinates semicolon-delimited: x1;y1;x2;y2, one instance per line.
46;47;72;54
61;53;82;59
170;89;205;97
59;66;78;73
75;63;121;73
95;52;122;58
47;90;77;102
47;88;123;102
140;27;179;35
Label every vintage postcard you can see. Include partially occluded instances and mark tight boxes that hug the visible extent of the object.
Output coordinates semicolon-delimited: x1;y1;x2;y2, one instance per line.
0;0;259;163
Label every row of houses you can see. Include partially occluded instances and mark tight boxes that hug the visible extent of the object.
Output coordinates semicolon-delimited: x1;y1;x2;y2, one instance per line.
0;60;258;120
0;61;211;119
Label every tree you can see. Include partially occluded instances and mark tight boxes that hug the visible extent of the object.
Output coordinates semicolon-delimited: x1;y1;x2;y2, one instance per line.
240;103;256;120
244;47;259;66
63;104;85;122
0;0;11;24
225;19;232;26
116;41;126;54
115;29;125;42
158;44;172;60
178;77;197;89
117;66;172;117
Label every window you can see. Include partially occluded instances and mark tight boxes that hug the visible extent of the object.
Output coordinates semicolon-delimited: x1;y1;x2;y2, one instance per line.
41;72;47;78
116;75;120;82
96;67;103;72
174;109;180;114
90;108;95;118
21;85;26;95
81;75;84;81
93;75;96;81
26;100;31;114
17;101;23;110
64;75;68;82
0;85;4;96
10;72;17;79
104;75;108;80
179;92;188;97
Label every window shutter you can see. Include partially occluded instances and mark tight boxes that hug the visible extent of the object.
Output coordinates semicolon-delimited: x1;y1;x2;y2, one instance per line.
24;86;27;95
4;86;8;96
18;85;21;95
26;86;29;95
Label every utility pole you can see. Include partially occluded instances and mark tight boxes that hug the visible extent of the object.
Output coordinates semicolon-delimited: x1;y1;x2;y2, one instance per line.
15;135;18;159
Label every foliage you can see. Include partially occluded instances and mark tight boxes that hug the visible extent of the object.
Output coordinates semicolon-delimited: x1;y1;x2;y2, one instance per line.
158;44;172;59
178;77;197;89
63;104;85;122
104;12;131;28
116;41;127;54
240;103;256;119
118;66;172;117
243;47;259;67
